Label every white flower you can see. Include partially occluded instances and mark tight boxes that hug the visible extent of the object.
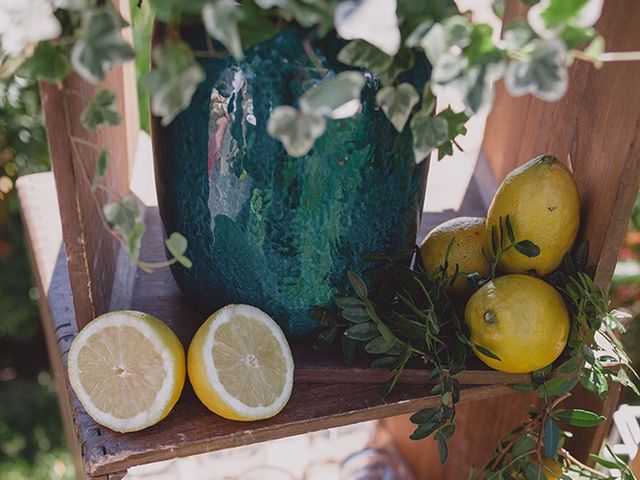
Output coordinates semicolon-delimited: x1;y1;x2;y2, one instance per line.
528;0;603;40
334;0;401;56
0;0;61;55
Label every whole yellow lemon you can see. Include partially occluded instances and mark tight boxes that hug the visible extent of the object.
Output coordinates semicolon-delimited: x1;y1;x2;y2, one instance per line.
486;155;580;276
465;274;570;373
419;217;490;296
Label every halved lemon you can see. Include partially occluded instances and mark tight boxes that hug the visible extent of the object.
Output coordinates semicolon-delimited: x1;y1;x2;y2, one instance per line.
68;311;186;433
188;304;294;421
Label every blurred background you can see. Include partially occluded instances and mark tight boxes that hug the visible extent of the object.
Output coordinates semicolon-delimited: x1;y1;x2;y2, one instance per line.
1;2;640;480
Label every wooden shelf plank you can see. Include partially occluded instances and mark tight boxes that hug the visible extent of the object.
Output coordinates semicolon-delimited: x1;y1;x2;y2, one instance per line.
17;171;522;478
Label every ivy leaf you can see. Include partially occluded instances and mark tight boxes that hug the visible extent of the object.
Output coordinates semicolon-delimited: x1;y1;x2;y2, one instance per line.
18;42;70;83
561;25;597;50
542;417;560;459
80;90;121;131
514;240;541;257
528;0;603;39
165;232;192;268
299;71;366;119
583;35;605;69
552;408;605;427
202;0;243;59
103;195;146;261
379;48;415;86
421;16;472;65
505;40;569;102
376;83;419;132
436;107;468;159
503;19;536;53
70;6;135;84
334;0;401;56
266;106;326;157
145;41;205;126
91;149;108;193
409;110;448;164
337;39;394;72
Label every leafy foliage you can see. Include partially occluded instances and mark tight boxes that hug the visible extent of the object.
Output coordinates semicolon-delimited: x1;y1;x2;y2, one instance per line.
80;90;121;131
70;6;135;83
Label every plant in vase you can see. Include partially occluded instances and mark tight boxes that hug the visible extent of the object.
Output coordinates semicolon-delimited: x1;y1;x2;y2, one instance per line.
2;0;640;477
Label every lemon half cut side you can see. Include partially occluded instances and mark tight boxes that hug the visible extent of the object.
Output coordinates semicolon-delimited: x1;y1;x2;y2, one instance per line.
68;310;186;433
188;304;295;421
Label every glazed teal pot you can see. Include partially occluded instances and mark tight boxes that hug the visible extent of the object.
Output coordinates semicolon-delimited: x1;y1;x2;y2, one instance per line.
152;26;430;340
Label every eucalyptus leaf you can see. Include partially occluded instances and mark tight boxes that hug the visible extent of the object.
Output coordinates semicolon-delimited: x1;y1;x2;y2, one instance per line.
474;343;502;361
409;418;441;440
376;83;419;132
145;41;205;126
335;297;363;309
552;408;605;427
505;39;569;102
542;417;560;459
337;39;393;72
514;240;541;257
266;106;326;157
344;322;379;341
371;356;400;370
202;0;243;59
71;6;135;83
410;408;439;425
347;270;368;299
103;195;145;261
80;90;121;131
299;71;365;119
410;110;448;164
18;42;70;83
365;336;396;354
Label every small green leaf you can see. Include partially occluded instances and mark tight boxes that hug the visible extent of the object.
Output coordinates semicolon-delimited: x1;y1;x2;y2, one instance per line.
512;434;536;458
103;196;145;261
145;41;205;126
410;110;448;164
18;42;70;83
505;39;569;102
165;232;192;268
421;16;472;65
71;6;135;83
365;336;397;355
91;149;108;193
552;408;605;427
340;307;370;323
266;106;326;157
376;83;420;132
542;417;560;459
347;270;368;299
561;25;597;50
514;240;541;257
502;19;535;53
299;71;365;119
313;326;338;349
537;375;579;397
505;215;515;243
589;453;621;469
371;356;400;370
410;408;439;425
344;322;379;341
337;39;393;72
81;90;122;131
474;343;502;361
335;297;363;309
437;436;449;463
202;0;243;59
410;418;441;440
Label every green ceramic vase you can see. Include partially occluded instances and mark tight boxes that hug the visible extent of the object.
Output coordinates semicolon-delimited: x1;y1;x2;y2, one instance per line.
152;26;430;339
